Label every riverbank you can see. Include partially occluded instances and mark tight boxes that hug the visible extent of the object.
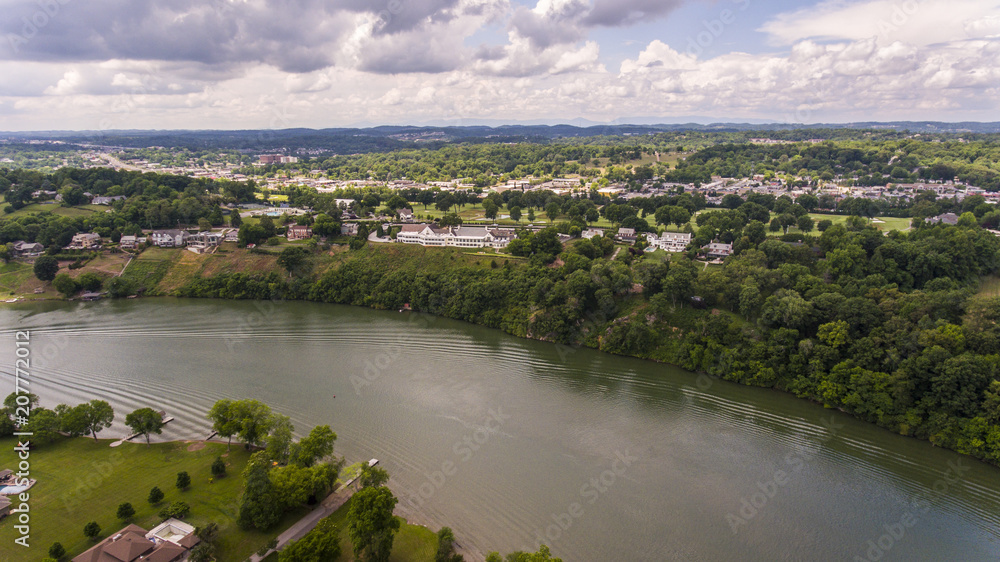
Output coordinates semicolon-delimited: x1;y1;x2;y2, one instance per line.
6;240;1000;470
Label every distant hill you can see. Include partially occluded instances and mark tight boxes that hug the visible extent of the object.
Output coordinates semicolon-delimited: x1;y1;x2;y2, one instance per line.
2;121;998;153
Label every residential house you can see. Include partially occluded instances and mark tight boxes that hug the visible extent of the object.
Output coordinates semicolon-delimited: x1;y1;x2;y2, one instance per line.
12;241;43;256
286;225;313;240
703;242;734;259
397;224;450;247
489;228;516;248
615;228;638;243
187;232;222;253
149;230;187;247
582;228;604;239
925;213;960;226
398;208;415;222
341;223;359;236
91;195;126;205
119;235;138;249
69;233;102;249
224;229;239;242
646;232;692;252
72;519;199;562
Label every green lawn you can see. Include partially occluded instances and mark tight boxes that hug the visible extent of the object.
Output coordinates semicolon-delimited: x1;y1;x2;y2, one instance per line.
120;248;180;293
3;203;100;219
0;437;307;562
0;261;34;295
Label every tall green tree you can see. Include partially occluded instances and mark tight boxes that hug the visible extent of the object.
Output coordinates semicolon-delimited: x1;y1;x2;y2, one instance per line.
124;407;165;446
348;486;400;562
238;452;283;531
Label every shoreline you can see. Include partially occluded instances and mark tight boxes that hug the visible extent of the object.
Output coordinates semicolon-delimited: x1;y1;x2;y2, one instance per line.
7;293;1000;472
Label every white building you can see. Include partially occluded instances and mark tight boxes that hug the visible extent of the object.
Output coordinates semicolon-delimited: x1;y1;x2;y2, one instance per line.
396;224;512;249
646;232;692;252
150;230;187;247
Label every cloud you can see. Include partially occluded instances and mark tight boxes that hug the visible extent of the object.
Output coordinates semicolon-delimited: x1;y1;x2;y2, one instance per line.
759;0;1000;47
509;0;685;49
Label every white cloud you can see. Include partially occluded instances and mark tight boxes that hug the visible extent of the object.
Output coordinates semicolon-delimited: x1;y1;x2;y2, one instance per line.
759;0;1000;47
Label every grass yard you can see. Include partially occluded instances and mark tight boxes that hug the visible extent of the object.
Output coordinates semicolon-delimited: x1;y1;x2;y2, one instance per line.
120;247;181;294
0;437;305;562
3;203;101;219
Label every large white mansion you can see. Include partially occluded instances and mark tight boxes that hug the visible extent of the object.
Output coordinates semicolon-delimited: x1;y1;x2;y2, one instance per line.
645;232;692;252
397;224;516;249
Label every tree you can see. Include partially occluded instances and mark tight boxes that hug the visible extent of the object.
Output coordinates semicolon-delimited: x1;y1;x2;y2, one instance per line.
148;486;165;505
545;202;560;222
279;517;342;562
34;255;59;281
291;425;337;468
796;215;814;233
670;206;692;228
212;456;227;478
53;273;78;296
83;521;102;541
817;219;833;232
159;501;191;519
117;502;136;522
124;407;165;445
207;399;240;451
359;462;389;489
482;200;498;220
348;486;400;562
266;414;295;464
238;453;282;531
27;407;62;445
79;400;114;441
230;210;243;228
49;542;66;560
198;218;213;232
435;527;462;562
278;246;312;277
76;272;103;292
233;399;273;449
509;206;521;223
176;471;191;490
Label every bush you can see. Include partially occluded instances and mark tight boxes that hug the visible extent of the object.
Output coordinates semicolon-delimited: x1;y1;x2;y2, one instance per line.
77;272;103;292
117;502;136;521
266;236;281;246
83;521;101;541
52;273;78;297
176;471;191;490
211;456;227;478
148;486;164;505
159;501;191;519
48;542;66;560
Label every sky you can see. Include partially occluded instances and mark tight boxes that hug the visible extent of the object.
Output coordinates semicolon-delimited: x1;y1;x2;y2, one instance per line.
0;0;998;130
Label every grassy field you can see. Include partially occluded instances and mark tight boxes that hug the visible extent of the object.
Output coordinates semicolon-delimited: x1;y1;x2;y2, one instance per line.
2;202;104;219
120;248;179;294
0;437;309;562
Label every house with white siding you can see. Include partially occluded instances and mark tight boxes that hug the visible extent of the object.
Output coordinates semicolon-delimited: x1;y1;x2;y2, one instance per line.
646;232;692;252
150;230;187;247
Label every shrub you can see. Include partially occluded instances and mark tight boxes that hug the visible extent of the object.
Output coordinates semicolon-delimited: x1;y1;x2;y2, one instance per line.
176;471;191;490
211;456;226;478
158;501;191;519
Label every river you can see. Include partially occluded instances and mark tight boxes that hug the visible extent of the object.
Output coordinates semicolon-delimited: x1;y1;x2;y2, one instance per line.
2;299;999;561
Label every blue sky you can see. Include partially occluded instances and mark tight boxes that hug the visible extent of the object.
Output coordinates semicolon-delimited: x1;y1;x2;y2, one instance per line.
0;0;997;130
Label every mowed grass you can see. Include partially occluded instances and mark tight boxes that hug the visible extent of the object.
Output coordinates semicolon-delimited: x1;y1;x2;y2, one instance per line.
0;437;305;562
120;247;180;293
3;203;101;219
